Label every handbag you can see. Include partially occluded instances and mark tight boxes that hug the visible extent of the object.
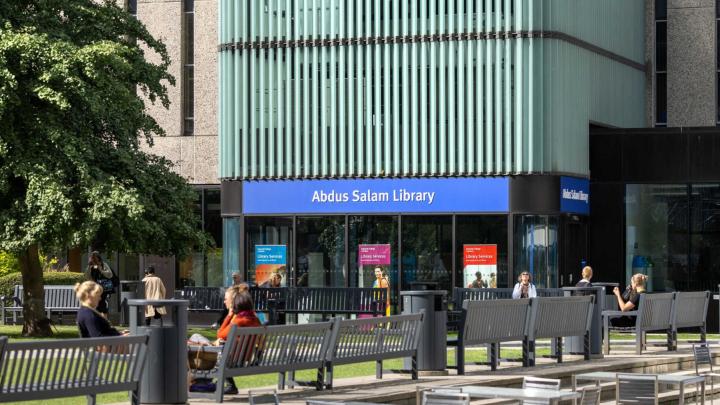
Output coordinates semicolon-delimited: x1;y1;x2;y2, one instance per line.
187;345;218;370
97;277;115;294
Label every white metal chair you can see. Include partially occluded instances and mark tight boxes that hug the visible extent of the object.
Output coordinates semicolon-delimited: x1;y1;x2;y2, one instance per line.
522;376;561;405
249;388;279;405
421;390;470;405
577;386;601;405
693;343;720;405
616;374;658;405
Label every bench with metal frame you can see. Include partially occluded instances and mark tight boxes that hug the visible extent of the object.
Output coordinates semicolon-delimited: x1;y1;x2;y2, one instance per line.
673;291;711;345
602;292;705;354
0;334;149;405
524;295;595;367
175;286;226;313
322;312;424;389
190;321;336;403
448;295;594;373
250;287;387;324
0;285;80;325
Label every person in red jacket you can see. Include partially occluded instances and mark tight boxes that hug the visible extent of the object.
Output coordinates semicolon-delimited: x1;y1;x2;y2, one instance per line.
215;290;260;395
217;291;261;341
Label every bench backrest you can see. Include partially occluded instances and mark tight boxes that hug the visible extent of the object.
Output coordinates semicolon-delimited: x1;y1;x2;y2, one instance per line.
673;291;710;329
0;334;149;402
221;321;334;375
637;293;675;332
453;287;565;309
176;287;225;310
327;312;424;364
528;295;595;340
12;285;80;309
286;288;387;314
249;287;387;315
459;299;531;345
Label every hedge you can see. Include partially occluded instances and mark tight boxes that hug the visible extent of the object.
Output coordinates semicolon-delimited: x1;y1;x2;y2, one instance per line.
0;272;86;299
0;252;20;278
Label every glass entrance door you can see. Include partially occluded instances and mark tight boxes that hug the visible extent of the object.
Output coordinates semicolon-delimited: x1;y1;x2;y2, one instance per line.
349;216;398;313
560;216;588;286
514;215;559;288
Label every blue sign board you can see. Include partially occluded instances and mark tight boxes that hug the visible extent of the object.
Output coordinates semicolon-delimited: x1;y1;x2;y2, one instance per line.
243;177;509;214
560;176;590;214
254;245;287;265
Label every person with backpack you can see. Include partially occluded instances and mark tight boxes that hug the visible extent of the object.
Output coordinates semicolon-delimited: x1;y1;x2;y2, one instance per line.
86;251;116;316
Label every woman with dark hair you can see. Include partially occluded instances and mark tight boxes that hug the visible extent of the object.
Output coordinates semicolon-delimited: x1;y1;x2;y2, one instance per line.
86;251;115;315
214;291;260;394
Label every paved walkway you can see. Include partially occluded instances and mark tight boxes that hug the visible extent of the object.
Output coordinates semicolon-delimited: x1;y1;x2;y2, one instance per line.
180;341;715;405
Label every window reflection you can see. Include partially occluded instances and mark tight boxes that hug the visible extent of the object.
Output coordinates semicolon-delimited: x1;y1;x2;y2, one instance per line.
296;217;345;287
625;184;688;292
401;216;452;291
245;217;292;286
690;184;720;291
514;215;558;288
455;216;508;289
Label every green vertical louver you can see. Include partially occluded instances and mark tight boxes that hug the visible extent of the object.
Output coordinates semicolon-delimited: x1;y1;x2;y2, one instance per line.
219;0;646;180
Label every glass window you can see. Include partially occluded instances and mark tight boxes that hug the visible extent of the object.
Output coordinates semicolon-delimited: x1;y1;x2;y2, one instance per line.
222;218;241;286
656;73;667;125
514;215;559;288
625;184;689;292
656;21;666;72
183;0;194;136
348;216;399;311
401;216;452;292
204;189;222;247
455;215;508;290
656;0;667;20
246;217;293;286
689;184;720;291
296;217;346;287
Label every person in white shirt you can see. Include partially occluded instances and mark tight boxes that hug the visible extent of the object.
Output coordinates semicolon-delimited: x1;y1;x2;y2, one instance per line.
512;271;537;299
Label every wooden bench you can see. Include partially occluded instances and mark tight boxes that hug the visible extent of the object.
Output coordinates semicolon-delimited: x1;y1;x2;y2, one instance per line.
524;295;595;366
322;312;424;388
602;292;676;355
190;321;335;403
448;295;595;373
0;285;80;325
0;334;149;405
175;286;226;313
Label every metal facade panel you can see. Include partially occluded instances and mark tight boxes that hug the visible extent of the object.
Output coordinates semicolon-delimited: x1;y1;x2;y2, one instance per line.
219;0;645;180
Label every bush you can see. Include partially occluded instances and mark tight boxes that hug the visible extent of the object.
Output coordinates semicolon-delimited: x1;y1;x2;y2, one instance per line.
0;252;20;278
0;272;86;299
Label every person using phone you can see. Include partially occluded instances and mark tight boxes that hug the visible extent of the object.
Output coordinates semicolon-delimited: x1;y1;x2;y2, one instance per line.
512;271;537;299
86;251;114;316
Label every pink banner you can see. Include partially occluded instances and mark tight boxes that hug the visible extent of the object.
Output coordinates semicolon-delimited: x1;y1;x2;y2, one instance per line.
358;244;391;265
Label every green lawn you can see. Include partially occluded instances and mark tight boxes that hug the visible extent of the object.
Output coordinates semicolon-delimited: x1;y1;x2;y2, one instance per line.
0;325;715;404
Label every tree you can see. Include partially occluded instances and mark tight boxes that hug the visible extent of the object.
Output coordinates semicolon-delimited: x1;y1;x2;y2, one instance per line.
0;0;209;336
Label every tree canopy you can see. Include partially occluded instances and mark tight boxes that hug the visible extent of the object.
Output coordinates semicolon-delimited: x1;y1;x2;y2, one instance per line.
0;0;208;334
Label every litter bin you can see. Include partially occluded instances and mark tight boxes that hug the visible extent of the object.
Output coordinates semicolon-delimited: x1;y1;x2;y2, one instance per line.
120;281;141;326
129;299;188;404
401;290;447;373
562;286;604;358
593;282;620;310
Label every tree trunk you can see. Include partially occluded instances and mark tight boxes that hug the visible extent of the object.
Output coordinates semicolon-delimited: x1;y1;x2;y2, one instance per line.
18;244;52;337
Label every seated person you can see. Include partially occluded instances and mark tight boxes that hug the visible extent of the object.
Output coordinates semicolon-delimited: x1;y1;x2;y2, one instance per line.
611;273;647;327
75;281;128;338
213;289;261;395
512;271;537;299
576;266;593;287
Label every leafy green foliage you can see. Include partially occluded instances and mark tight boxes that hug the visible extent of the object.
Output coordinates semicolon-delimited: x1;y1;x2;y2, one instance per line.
0;271;85;298
0;251;19;277
0;0;208;257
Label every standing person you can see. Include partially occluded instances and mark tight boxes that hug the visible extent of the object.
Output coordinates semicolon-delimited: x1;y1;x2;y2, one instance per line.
86;251;115;316
75;281;127;338
468;271;487;288
489;273;497;288
142;265;167;326
512;271;537;299
576;266;593;287
373;266;391;316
